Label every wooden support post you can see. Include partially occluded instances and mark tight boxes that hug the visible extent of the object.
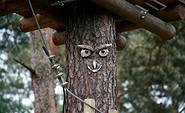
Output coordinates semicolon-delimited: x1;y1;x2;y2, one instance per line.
19;14;65;32
91;0;176;40
84;99;95;113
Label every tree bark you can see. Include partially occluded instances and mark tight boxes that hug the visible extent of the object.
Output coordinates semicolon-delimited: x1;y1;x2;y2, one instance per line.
30;28;57;113
65;1;117;113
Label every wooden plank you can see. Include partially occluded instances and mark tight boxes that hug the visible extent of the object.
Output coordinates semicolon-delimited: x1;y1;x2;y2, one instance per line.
127;0;180;5
19;14;65;32
91;0;176;40
84;99;95;113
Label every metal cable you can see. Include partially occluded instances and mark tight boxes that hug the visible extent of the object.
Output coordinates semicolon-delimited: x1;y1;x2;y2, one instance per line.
65;88;103;113
27;0;49;52
27;0;102;113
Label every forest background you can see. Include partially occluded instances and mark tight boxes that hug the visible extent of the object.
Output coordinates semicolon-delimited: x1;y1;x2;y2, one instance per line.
0;14;185;113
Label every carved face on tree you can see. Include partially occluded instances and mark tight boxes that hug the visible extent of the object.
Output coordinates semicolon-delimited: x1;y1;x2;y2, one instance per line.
78;44;112;73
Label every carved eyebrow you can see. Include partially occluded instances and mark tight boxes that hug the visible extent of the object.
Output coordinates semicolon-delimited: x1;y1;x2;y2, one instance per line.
77;45;94;51
95;44;112;50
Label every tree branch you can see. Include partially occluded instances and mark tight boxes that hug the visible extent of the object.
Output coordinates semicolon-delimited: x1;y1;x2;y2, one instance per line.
14;58;35;74
180;107;185;113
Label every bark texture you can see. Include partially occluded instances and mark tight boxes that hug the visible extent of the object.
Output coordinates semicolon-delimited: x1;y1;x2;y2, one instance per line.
30;29;57;113
65;1;117;113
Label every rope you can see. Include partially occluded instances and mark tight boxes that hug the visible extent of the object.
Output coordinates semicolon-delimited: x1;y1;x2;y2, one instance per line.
27;0;102;113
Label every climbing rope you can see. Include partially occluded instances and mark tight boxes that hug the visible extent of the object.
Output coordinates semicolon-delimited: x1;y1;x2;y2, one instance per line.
27;0;102;112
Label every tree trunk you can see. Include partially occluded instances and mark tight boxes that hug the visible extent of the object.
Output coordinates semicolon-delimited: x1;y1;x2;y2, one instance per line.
65;1;117;113
30;28;57;113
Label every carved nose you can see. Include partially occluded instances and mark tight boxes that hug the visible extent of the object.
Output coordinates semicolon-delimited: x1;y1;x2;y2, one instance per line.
92;60;97;69
87;59;102;73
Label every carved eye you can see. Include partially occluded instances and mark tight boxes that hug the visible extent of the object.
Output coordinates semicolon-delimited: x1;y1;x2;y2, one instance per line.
99;48;109;57
80;49;91;58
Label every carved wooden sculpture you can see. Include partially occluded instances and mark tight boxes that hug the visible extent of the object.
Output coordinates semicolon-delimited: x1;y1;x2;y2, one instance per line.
78;44;112;72
64;1;117;112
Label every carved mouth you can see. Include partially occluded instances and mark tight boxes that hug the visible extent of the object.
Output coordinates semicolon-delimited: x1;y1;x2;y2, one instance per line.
87;60;102;73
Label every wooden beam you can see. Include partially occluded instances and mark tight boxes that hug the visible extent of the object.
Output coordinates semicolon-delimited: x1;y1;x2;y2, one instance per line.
127;0;180;6
116;21;139;32
156;4;185;21
52;31;126;51
15;0;65;22
0;0;6;10
0;2;25;16
16;9;33;18
179;0;185;4
116;4;185;32
19;14;65;32
91;0;176;40
52;31;66;45
116;34;127;50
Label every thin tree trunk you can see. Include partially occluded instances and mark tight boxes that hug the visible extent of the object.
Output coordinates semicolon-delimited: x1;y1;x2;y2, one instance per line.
30;28;57;113
65;1;117;113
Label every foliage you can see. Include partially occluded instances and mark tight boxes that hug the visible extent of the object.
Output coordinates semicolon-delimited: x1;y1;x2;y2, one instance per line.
117;20;185;113
0;14;32;112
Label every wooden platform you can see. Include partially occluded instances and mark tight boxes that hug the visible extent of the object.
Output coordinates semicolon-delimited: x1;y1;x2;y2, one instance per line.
0;0;185;39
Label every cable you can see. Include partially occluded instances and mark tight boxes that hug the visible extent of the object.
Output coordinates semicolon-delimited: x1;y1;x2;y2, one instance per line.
27;0;49;52
65;88;103;113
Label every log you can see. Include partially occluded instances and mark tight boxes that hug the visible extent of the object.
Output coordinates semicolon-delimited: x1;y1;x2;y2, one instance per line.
15;0;65;22
16;9;33;18
0;2;25;16
91;0;176;40
84;99;95;113
52;31;66;45
116;21;139;32
116;4;185;32
19;14;65;32
116;34;126;50
156;4;185;22
52;31;127;51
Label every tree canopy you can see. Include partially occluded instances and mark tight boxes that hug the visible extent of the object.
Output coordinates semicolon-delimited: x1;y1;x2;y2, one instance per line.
117;20;185;113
